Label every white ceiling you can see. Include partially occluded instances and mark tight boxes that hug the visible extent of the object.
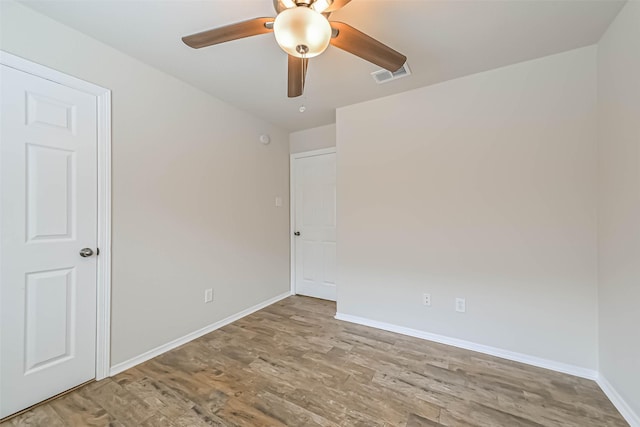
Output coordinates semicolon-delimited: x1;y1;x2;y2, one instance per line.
20;0;624;131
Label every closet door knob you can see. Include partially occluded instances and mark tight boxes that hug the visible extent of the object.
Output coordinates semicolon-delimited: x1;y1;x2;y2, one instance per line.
79;248;94;257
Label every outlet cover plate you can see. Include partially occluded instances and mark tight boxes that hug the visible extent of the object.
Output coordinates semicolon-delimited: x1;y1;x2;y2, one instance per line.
423;293;431;306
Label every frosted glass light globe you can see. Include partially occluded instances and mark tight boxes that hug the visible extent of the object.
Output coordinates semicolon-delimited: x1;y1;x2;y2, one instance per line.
273;7;332;58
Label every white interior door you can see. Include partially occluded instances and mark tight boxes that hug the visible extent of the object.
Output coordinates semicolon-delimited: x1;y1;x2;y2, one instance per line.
1;65;98;418
294;152;337;301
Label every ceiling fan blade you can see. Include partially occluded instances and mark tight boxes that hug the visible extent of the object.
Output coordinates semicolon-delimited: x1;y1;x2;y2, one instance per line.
330;22;406;72
288;55;309;98
324;0;352;12
182;17;274;49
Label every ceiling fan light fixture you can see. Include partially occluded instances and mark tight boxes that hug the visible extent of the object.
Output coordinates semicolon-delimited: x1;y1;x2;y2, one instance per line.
273;6;332;58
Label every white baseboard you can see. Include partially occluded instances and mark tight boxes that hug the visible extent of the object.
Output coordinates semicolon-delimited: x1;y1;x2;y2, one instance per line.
334;312;598;380
597;374;640;427
109;291;292;376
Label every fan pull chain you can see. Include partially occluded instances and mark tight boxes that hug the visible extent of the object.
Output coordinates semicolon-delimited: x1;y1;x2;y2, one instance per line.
301;50;306;91
299;54;308;113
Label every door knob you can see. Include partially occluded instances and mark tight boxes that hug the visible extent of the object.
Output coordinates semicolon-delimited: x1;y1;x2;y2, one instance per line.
294;231;301;236
79;248;94;257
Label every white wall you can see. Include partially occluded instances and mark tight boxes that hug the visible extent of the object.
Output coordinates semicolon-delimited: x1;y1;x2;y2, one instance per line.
597;0;640;420
290;123;336;154
0;1;290;366
336;47;599;370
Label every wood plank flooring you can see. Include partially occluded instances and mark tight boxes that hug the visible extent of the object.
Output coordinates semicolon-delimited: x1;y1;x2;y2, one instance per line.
2;296;627;426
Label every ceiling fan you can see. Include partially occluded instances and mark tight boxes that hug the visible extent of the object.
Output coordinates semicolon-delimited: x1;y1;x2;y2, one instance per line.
182;0;407;98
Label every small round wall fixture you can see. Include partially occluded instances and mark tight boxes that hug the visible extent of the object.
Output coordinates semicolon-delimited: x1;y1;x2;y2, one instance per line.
260;134;271;145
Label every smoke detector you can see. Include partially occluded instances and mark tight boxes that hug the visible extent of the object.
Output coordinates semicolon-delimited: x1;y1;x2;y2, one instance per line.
371;62;411;84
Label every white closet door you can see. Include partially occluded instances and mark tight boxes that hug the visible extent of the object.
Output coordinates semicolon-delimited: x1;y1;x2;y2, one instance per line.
1;65;98;418
294;152;337;301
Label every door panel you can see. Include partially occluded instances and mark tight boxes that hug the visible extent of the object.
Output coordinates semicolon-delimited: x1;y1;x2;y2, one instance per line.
26;92;77;132
24;268;76;374
294;153;337;301
1;65;98;418
26;144;76;241
323;242;336;285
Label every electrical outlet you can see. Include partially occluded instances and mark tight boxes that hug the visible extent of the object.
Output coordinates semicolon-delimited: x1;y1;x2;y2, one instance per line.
455;297;466;313
204;288;213;303
422;293;431;306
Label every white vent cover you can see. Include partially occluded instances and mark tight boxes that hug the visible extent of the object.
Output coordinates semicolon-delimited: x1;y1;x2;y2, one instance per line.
371;62;411;84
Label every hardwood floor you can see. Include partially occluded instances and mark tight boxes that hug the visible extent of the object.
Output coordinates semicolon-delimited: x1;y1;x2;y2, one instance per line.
2;296;627;427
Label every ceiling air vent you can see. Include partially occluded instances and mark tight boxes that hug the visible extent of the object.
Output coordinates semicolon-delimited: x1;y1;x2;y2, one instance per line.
371;62;411;84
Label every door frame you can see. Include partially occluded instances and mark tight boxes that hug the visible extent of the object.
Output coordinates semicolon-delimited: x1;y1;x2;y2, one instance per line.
289;147;337;296
0;51;112;381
